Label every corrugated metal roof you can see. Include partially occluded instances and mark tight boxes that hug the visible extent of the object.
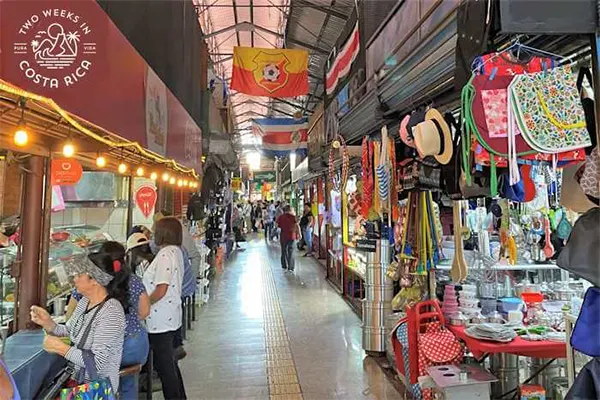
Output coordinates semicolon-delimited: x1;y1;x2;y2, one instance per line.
195;0;353;134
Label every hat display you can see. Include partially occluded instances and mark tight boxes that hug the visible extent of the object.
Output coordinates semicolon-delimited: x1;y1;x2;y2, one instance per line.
399;114;415;148
127;232;150;251
406;109;426;140
413;108;453;165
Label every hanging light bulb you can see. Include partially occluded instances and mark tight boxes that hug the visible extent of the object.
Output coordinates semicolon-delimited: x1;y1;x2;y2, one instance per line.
162;172;169;182
150;172;158;180
177;179;183;187
62;142;75;158
136;167;144;177
169;177;176;185
118;163;127;174
95;155;107;168
13;126;29;147
14;102;29;147
183;179;189;187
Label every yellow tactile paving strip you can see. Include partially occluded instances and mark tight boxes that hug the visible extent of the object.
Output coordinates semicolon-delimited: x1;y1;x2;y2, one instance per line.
261;265;304;400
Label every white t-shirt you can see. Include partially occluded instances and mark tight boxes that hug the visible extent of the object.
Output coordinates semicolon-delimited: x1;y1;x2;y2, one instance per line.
143;245;184;333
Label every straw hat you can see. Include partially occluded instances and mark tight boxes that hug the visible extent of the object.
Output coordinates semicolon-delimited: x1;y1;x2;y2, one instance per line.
413;108;453;165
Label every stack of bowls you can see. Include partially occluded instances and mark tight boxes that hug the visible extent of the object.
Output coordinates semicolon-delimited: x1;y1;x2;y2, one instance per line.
458;284;481;317
442;285;459;316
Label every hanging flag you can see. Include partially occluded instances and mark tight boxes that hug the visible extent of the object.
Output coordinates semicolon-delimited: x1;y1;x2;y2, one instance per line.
326;23;360;96
231;47;309;97
253;117;309;157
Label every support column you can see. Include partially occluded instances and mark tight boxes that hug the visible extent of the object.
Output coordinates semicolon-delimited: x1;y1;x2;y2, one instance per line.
16;156;44;331
126;175;134;236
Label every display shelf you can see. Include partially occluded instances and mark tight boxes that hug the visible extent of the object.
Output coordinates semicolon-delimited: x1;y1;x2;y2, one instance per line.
436;263;559;271
347;263;366;281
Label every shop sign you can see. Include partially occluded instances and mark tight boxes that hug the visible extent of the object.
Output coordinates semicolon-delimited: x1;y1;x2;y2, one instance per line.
231;177;242;192
50;158;83;185
355;238;377;253
253;170;276;183
6;3;102;90
135;184;157;218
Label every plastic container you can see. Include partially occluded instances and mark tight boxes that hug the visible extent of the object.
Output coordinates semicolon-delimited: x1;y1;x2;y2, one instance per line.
521;292;544;305
461;284;477;293
459;291;477;299
481;298;498;315
459;306;482;317
459;298;479;308
498;297;524;313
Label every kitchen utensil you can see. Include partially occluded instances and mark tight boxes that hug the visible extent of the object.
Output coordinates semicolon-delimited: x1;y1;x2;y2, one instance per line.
459;291;477;299
481;298;498;315
486;311;506;324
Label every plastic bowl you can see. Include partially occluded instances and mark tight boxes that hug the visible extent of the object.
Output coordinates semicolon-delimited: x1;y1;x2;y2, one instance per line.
459;291;477;299
459;298;479;308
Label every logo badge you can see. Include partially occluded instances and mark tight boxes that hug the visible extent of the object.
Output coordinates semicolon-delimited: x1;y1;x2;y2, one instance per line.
12;8;98;89
252;51;290;93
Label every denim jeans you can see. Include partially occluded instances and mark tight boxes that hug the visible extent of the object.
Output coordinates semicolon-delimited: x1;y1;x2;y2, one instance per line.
119;332;150;400
302;228;313;252
281;240;295;271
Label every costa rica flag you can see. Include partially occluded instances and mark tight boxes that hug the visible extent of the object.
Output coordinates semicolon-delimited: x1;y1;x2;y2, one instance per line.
252;117;309;157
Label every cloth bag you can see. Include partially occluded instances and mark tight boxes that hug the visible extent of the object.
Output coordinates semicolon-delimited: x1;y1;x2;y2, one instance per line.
571;287;600;357
557;207;600;286
510;65;591;153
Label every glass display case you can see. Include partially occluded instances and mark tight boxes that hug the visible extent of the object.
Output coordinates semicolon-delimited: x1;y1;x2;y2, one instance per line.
0;224;112;324
47;224;113;304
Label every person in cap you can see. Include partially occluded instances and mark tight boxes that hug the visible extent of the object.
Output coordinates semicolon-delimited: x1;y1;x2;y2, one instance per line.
143;217;187;400
31;242;131;393
126;232;154;277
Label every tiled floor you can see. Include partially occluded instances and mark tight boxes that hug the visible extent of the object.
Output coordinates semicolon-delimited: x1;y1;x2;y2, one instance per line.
175;236;404;400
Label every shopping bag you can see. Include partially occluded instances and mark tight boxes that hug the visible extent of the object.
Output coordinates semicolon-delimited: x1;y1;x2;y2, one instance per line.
59;379;116;400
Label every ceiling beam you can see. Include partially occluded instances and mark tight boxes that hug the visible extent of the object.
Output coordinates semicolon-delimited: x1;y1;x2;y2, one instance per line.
210;55;233;65
202;23;238;39
250;0;255;47
232;0;241;47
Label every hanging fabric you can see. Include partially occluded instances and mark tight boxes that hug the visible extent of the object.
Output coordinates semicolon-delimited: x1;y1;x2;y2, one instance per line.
361;137;374;218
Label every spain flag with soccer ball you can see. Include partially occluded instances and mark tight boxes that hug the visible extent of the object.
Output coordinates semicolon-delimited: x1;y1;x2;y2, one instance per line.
230;47;309;97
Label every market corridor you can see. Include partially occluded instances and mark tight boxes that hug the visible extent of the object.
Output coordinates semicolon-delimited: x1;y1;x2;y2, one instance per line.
176;236;404;400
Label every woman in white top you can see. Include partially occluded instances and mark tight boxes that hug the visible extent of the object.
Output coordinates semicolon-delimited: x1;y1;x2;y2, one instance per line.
143;217;187;400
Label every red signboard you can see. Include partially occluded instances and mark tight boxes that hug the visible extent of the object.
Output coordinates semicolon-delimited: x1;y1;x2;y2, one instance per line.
135;184;157;218
0;0;202;174
50;158;83;185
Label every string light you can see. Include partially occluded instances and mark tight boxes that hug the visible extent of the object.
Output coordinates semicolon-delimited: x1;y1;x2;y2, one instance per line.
136;167;144;177
118;163;127;174
183;179;189;187
150;172;158;180
169;177;176;185
13;126;28;147
0;79;200;178
162;172;169;182
177;179;183;187
62;142;75;158
96;155;107;168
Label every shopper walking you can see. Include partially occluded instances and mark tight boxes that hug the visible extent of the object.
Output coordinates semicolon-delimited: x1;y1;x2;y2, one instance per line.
262;202;274;242
276;205;300;272
299;203;315;257
143;217;187;400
